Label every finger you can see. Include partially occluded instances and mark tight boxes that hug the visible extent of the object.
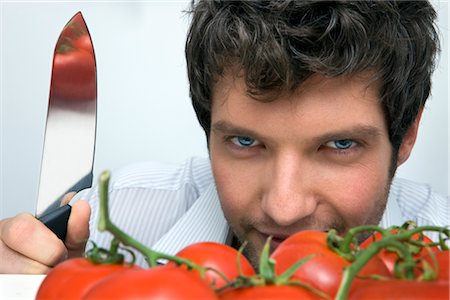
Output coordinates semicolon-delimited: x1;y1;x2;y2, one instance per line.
65;200;91;257
0;239;51;274
1;213;67;267
60;192;77;206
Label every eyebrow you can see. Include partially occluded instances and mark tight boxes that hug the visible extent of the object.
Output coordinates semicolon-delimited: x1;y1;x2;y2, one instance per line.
212;120;384;143
212;121;264;140
312;126;385;144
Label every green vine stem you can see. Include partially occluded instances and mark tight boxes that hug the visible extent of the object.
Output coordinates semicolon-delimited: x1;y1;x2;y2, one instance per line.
397;226;449;247
97;170;211;277
335;238;413;300
337;225;391;257
334;224;449;300
331;224;449;263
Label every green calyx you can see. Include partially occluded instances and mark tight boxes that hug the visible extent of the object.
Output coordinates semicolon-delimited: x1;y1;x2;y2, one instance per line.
85;239;133;265
332;222;449;300
216;238;330;299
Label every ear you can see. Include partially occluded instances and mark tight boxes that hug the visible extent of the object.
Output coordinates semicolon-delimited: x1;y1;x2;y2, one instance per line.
396;109;423;166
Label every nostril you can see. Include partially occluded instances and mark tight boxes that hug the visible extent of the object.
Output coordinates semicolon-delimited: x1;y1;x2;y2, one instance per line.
261;190;318;227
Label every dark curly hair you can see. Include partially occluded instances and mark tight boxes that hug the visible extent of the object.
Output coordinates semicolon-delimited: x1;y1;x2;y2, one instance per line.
185;0;439;152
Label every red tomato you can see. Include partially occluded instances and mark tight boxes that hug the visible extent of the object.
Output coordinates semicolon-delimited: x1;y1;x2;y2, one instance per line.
169;242;255;289
73;35;93;52
348;279;449;300
275;230;330;247
219;285;321;300
271;231;390;297
36;258;138;299
83;265;219;299
51;47;96;101
360;230;439;275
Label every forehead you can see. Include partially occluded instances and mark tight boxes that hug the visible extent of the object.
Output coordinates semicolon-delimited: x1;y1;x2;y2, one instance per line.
212;70;379;105
210;72;387;140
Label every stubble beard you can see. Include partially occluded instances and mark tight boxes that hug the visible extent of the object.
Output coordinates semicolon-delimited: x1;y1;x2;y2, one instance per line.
220;150;397;270
228;186;390;270
223;171;394;271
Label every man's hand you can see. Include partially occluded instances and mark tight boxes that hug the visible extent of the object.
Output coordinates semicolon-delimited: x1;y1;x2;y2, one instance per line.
0;195;90;274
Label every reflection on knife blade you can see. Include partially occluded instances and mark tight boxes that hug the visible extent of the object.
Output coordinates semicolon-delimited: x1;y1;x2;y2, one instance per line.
36;12;97;241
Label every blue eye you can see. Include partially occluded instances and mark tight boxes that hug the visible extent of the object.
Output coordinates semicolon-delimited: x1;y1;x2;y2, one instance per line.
326;139;355;150
230;136;259;147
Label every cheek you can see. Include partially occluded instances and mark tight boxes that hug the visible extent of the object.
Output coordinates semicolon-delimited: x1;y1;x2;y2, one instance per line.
323;161;390;226
210;152;261;221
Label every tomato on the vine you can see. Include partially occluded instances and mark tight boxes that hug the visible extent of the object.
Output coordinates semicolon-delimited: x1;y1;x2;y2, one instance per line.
83;265;219;299
36;257;138;299
170;242;255;289
271;231;390;297
360;230;439;275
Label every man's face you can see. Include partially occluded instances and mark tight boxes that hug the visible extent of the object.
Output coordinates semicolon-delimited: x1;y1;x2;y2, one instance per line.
209;73;394;267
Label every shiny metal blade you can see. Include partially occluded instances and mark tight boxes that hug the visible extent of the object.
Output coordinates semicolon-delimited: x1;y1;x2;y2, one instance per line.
36;12;97;217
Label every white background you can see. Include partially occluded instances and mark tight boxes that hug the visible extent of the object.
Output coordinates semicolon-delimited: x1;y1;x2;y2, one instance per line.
0;1;448;219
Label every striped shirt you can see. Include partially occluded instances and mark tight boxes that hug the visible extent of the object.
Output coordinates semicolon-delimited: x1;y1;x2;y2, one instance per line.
73;156;449;267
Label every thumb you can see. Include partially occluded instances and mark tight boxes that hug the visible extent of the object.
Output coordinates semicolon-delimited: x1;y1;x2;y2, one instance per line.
60;192;77;206
65;199;91;258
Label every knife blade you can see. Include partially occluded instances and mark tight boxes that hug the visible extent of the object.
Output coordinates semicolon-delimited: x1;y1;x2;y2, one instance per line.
36;12;97;241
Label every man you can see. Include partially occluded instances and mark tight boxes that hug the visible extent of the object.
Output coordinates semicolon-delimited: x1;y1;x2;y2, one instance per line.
0;0;448;273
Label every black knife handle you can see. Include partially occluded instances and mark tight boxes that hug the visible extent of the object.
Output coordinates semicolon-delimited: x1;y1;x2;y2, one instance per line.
38;204;72;241
40;172;93;216
37;172;92;241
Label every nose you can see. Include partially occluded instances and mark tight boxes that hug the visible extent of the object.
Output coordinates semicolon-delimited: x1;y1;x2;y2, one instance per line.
261;153;318;227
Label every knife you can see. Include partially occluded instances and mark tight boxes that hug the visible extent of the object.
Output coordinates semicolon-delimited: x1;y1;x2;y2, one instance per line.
36;12;97;241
